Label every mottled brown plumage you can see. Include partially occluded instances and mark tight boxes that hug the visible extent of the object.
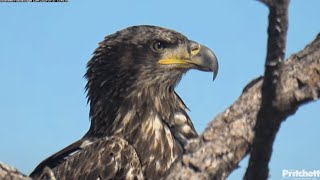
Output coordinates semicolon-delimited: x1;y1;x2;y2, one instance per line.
30;25;218;179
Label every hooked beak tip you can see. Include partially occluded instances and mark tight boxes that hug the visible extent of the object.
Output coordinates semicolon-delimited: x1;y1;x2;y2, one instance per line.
190;42;218;81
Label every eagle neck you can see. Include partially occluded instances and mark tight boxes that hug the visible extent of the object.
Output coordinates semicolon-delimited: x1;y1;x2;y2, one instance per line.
85;71;185;137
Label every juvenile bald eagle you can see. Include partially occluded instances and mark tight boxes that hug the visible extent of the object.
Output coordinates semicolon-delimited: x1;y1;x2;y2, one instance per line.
30;25;218;180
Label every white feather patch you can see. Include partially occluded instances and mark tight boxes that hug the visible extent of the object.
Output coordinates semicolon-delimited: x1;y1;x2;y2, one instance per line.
174;112;187;125
80;140;94;149
153;116;163;141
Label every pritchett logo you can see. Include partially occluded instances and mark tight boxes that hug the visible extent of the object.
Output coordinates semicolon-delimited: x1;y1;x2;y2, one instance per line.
282;169;320;179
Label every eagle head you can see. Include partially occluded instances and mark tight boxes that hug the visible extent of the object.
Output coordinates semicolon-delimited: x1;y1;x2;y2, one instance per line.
85;25;218;124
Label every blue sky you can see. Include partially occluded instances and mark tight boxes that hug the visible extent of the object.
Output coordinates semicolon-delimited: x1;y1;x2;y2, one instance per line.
0;1;319;179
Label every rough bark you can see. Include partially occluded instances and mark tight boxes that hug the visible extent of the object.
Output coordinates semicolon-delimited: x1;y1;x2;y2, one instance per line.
244;0;289;179
0;162;31;180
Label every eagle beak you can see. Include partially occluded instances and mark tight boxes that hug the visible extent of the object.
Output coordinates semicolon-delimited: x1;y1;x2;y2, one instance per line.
189;41;219;81
158;41;218;81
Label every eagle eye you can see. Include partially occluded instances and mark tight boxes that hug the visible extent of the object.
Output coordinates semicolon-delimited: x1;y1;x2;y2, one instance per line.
151;40;166;53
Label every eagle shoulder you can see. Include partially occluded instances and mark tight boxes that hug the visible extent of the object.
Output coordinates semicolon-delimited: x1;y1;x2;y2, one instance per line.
31;137;143;180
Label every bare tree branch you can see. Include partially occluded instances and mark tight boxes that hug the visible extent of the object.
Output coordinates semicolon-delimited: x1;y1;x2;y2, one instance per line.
0;162;31;180
165;34;320;180
244;0;290;179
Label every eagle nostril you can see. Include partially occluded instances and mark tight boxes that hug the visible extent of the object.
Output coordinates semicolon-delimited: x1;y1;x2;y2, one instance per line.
189;40;201;56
